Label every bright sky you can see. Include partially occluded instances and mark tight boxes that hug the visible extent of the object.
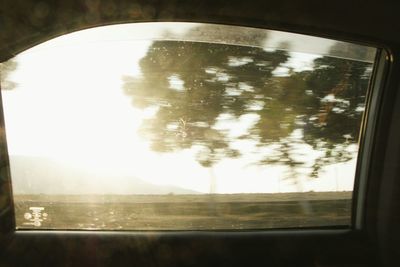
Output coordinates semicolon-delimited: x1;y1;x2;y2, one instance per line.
1;23;358;194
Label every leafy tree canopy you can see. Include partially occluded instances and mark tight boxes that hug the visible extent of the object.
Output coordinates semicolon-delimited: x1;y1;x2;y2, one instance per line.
123;27;372;178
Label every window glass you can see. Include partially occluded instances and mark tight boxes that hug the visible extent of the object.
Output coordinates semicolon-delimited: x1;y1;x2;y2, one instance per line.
0;23;376;230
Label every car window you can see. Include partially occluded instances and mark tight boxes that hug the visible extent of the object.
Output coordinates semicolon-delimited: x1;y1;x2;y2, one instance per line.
0;22;377;230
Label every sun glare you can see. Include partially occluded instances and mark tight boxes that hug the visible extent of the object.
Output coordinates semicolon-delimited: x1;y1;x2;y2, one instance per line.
1;23;362;195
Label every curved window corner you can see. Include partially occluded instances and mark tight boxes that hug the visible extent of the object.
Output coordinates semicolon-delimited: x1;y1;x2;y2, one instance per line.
0;22;378;231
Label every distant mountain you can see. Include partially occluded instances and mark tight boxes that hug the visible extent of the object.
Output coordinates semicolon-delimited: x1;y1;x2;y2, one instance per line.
9;155;200;195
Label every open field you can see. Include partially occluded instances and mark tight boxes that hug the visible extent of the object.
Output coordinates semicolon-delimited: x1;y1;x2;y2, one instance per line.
14;192;352;230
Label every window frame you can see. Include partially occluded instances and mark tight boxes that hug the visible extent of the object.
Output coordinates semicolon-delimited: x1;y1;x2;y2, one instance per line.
352;49;390;230
0;1;398;263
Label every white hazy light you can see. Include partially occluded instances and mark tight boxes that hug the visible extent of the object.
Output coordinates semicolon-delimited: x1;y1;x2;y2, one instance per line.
1;23;358;195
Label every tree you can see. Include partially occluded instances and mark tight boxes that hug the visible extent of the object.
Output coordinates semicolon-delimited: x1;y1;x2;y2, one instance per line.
123;26;373;182
123;36;289;168
254;49;372;178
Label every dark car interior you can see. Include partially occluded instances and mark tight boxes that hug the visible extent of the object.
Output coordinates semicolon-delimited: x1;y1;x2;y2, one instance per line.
1;0;400;266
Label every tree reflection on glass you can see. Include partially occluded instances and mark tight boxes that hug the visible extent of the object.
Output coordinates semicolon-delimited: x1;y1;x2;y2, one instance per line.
123;26;373;182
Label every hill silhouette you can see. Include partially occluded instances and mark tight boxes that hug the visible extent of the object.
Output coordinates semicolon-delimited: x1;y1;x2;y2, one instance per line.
10;155;200;195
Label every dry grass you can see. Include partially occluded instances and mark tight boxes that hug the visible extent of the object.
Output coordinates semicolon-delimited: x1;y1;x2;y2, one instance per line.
14;192;352;230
